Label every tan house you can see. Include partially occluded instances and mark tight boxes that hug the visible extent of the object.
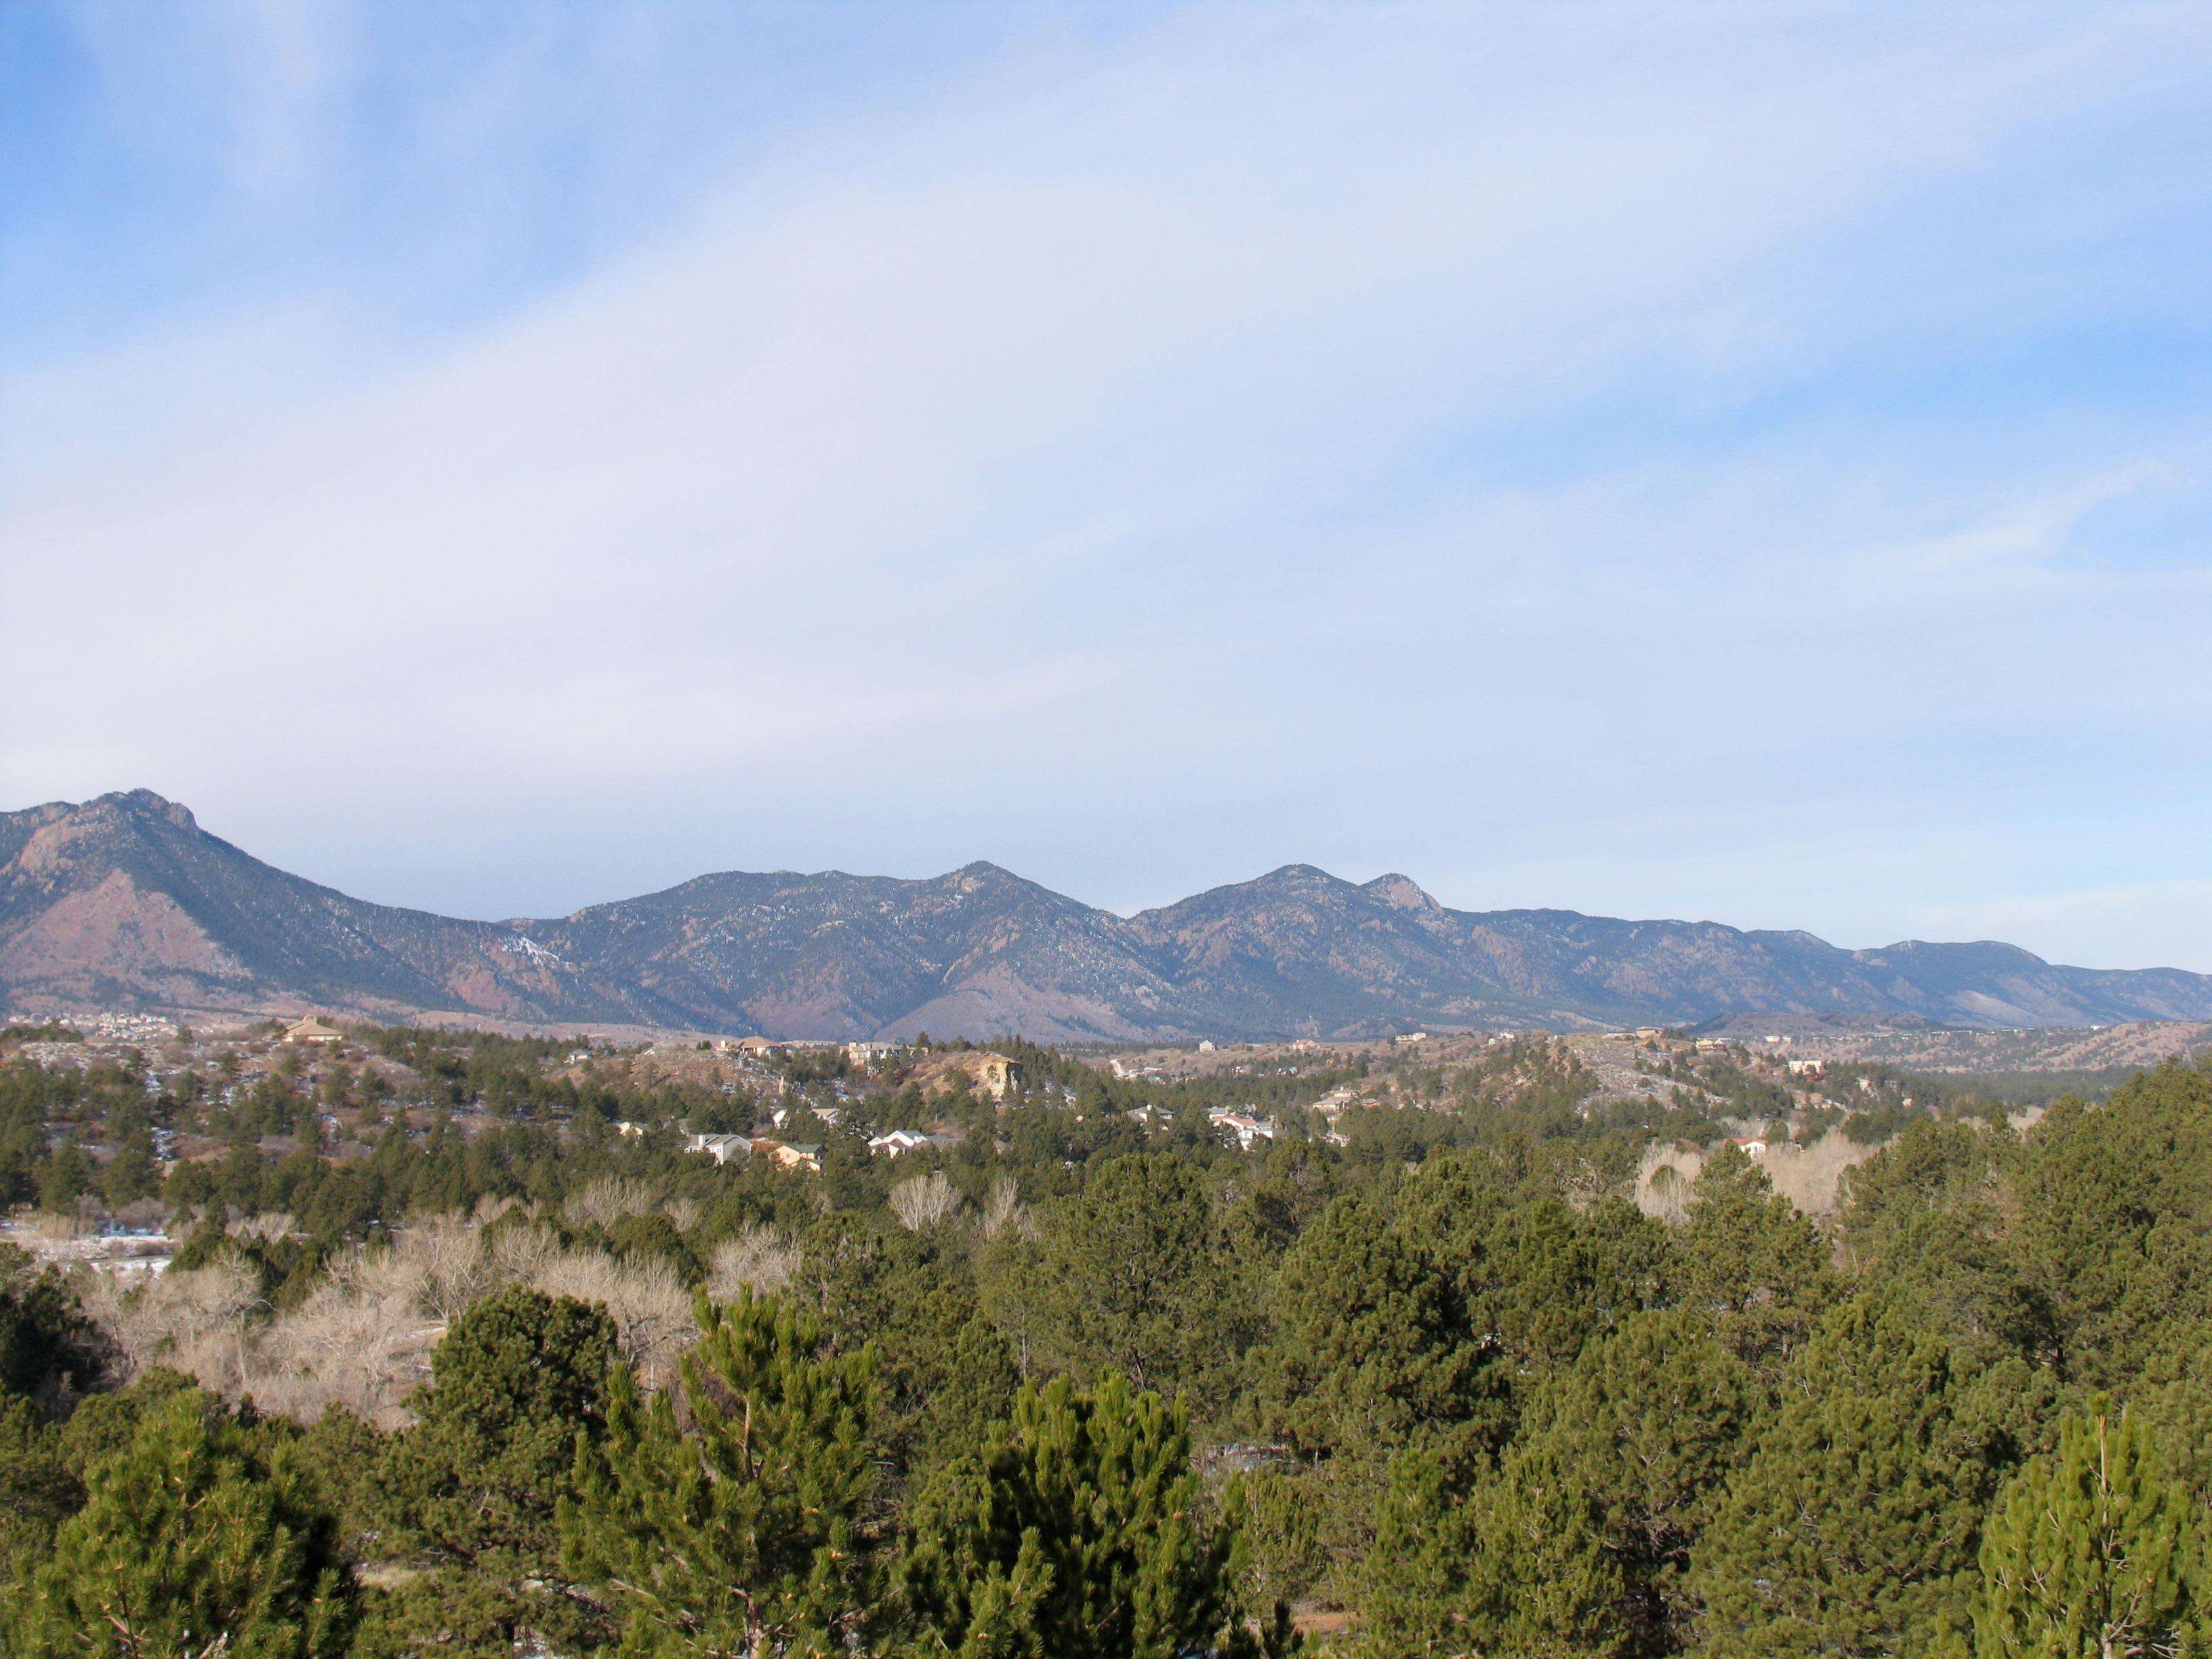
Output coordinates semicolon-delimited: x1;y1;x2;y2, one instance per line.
752;1139;823;1172
282;1017;344;1046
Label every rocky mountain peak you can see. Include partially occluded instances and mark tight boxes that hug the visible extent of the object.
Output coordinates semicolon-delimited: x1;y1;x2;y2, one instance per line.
1363;872;1443;913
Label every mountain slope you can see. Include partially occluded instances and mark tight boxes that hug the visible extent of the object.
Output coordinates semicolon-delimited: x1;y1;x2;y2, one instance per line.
524;862;1200;1042
6;791;2212;1038
0;791;686;1026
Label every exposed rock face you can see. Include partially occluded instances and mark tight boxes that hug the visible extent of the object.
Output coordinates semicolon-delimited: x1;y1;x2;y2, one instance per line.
7;790;2212;1040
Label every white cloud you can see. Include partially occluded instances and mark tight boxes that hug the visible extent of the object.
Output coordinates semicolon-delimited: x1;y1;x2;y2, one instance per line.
5;3;2211;961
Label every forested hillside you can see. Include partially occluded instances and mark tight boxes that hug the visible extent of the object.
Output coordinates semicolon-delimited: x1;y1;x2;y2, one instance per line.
5;1020;2212;1656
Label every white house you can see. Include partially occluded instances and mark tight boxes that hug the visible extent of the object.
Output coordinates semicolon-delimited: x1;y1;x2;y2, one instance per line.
1208;1107;1278;1150
685;1132;751;1166
867;1129;932;1158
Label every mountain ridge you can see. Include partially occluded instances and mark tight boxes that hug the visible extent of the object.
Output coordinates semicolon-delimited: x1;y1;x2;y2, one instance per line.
5;790;2209;1040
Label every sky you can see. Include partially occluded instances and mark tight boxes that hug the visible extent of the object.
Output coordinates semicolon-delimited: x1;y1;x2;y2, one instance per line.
4;2;2212;970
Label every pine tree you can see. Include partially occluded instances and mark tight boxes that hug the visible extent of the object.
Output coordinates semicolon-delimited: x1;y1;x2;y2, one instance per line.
7;1388;354;1659
0;1242;104;1413
1357;1307;1754;1658
0;1393;80;1591
559;1292;882;1658
1971;1401;2200;1659
1691;1293;2049;1659
897;1370;1289;1659
360;1286;618;1657
1001;1153;1243;1398
1676;1146;1835;1370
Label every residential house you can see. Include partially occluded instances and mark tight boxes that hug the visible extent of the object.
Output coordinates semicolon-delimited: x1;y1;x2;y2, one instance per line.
867;1129;932;1158
282;1017;344;1046
1208;1107;1279;1150
685;1132;751;1166
753;1139;822;1172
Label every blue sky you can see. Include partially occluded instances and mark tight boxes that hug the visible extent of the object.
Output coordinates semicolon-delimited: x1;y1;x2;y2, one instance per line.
5;2;2212;969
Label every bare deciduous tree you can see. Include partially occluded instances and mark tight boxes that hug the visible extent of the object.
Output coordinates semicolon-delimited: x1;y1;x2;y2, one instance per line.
398;1212;493;1324
529;1248;695;1388
1636;1143;1702;1226
978;1174;1027;1240
890;1171;961;1233
565;1176;657;1231
707;1225;798;1301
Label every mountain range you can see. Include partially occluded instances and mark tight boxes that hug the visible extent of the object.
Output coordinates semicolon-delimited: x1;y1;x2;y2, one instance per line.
6;790;2212;1042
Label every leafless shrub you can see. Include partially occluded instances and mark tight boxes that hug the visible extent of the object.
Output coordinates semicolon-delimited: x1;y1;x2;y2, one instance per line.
664;1197;699;1233
15;1209;92;1243
397;1212;493;1324
79;1255;262;1393
1635;1144;1702;1225
472;1194;518;1227
707;1226;797;1301
234;1212;298;1243
528;1248;695;1388
1761;1133;1884;1220
977;1175;1027;1241
253;1256;442;1427
565;1177;656;1231
112;1198;169;1231
485;1222;565;1286
890;1172;961;1233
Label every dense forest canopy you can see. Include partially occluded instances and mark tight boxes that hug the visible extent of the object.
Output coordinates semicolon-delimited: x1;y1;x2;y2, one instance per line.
2;1019;2210;1656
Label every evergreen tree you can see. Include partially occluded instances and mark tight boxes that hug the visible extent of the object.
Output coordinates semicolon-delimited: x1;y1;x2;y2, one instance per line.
7;1388;354;1659
560;1293;882;1657
1358;1307;1753;1658
1692;1294;2048;1659
1840;1120;2045;1364
897;1370;1289;1658
2009;1065;2212;1386
0;1393;79;1591
360;1286;618;1657
1971;1401;2200;1659
998;1153;1243;1397
1261;1189;1492;1468
1676;1146;1835;1370
0;1242;104;1413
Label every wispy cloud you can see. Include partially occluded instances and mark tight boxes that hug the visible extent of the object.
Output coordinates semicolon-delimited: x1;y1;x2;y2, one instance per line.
4;2;2211;967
